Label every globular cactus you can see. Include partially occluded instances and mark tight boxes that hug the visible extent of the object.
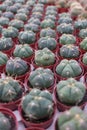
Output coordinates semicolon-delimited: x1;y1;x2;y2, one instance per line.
55;0;68;8
0;17;9;26
0;112;11;130
58;107;87;130
59;34;76;45
32;7;43;13
82;52;87;65
6;57;29;76
80;37;87;51
29;67;54;89
13;44;33;58
74;19;87;30
6;5;18;14
15;13;27;22
0;4;7;12
9;19;24;30
38;37;57;50
45;15;56;22
41;19;55;29
57;23;74;34
57;78;86;105
35;48;55;66
59;13;71;18
0;51;8;66
79;29;87;39
59;45;80;58
24;23;39;33
40;28;56;38
46;10;57;16
28;18;41;26
56;59;82;78
18;30;36;44
46;6;57;11
2;26;19;38
0;37;13;51
58;17;73;24
0;77;23;102
2;11;14;20
17;8;29;15
31;12;42;20
21;88;54;121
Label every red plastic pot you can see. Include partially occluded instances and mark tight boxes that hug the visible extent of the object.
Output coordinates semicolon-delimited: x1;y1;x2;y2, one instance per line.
0;81;25;111
0;64;6;73
54;87;86;112
25;127;45;130
54;62;84;81
58;8;69;13
0;107;18;130
18;103;56;129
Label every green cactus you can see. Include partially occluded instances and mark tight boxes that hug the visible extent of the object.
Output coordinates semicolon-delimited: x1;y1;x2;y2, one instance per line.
15;13;27;22
38;37;57;50
40;28;56;38
46;6;57;11
59;45;79;58
32;7;43;13
80;37;87;50
0;4;7;12
21;88;54;122
0;77;23;102
6;57;29;76
35;48;55;66
82;52;87;65
0;17;9;26
2;26;19;38
58;107;87;130
28;18;41;26
56;0;68;8
57;78;86;105
0;112;11;130
45;15;56;22
6;5;18;14
58;17;72;24
59;13;71;18
17;8;29;15
0;37;13;51
56;59;82;78
41;19;55;29
74;19;87;30
57;23;74;34
31;12;42;20
79;28;87;39
9;19;24;30
18;31;36;44
2;12;14;20
29;67;54;89
46;10;57;16
13;44;33;58
0;51;8;66
24;23;39;33
59;34;76;45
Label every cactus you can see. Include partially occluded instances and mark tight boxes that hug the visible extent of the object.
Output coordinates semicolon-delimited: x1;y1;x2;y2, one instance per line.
32;7;43;13
79;29;87;39
24;23;39;33
35;48;55;66
0;37;13;51
0;112;11;130
18;31;36;44
13;44;33;58
59;34;76;45
46;6;57;11
31;12;42;20
21;88;54;121
56;59;82;78
59;13;71;18
6;57;29;76
40;28;56;38
80;37;87;50
2;12;14;20
0;77;23;102
82;52;87;65
9;19;24;30
29;67;54;89
45;15;56;22
38;37;57;50
58;17;73;24
41;19;55;29
46;10;57;16
17;8;29;15
57;78;86;104
28;18;41;26
57;23;74;34
59;45;79;58
58;107;87;130
0;51;8;66
55;0;68;8
6;5;18;14
74;19;87;30
0;17;9;26
2;27;19;38
0;4;7;12
15;13;27;22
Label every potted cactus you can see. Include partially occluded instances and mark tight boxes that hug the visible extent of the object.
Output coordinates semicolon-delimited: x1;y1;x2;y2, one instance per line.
54;78;86;111
55;59;83;80
25;67;55;93
41;19;55;29
55;107;87;130
80;37;87;53
15;13;28;22
2;11;14;20
5;57;30;82
24;23;39;33
58;17;72;24
31;12;43;20
19;88;56;128
0;51;8;72
45;15;56;22
0;107;18;130
78;28;87;42
13;44;34;62
0;76;25;110
28;18;41;26
59;44;80;60
79;53;87;72
0;17;9;27
33;48;56;69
